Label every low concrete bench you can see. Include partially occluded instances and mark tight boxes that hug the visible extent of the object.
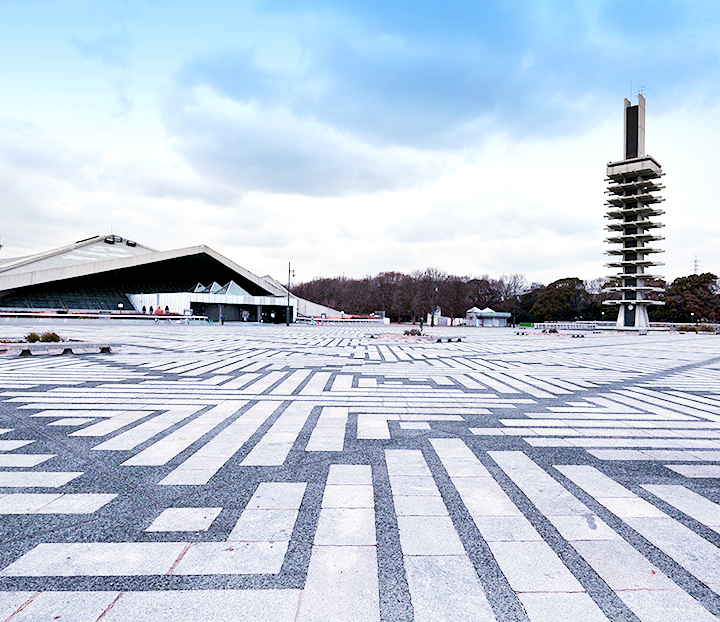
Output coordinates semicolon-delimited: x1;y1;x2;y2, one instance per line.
0;342;120;357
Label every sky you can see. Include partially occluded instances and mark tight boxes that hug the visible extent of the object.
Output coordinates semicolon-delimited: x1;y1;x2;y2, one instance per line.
1;0;720;286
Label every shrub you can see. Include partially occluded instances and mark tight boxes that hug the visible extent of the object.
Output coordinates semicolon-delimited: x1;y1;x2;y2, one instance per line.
40;332;61;343
25;332;40;343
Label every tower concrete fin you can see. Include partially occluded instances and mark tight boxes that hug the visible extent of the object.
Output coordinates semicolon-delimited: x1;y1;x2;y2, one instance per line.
624;94;646;159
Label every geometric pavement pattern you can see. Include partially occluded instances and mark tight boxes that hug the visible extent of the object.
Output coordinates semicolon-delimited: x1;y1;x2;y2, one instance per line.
1;322;720;620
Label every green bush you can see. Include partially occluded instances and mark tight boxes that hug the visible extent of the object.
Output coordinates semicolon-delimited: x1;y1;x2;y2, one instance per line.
25;332;40;343
40;332;61;343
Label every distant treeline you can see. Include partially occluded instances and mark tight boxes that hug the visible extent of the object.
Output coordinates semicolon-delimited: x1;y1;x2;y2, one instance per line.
291;270;720;324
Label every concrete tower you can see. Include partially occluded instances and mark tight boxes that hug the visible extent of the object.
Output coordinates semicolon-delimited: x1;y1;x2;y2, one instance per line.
603;94;665;329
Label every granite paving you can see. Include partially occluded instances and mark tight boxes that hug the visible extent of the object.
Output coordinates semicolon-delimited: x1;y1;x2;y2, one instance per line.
1;319;720;620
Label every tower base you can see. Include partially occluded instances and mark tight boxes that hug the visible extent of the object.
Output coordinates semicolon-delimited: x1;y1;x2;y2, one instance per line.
616;303;649;330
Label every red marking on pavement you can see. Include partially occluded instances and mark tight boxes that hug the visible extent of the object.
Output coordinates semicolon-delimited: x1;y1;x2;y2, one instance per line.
4;592;40;622
95;593;125;621
166;543;192;575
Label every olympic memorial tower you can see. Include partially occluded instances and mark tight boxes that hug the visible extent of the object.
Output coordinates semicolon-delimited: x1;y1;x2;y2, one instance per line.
603;94;665;329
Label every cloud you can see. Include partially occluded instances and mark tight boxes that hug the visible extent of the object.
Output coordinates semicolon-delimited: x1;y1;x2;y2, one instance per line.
163;86;449;196
68;34;132;68
110;79;133;118
162;0;720;198
0;118;246;255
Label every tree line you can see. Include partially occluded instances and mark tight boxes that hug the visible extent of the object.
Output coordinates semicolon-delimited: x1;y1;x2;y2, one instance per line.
291;270;720;324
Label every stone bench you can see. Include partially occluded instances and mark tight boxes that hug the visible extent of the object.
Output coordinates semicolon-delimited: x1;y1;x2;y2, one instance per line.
0;342;120;357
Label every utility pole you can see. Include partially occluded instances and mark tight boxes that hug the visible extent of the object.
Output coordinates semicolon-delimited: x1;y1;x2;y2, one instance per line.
286;262;294;325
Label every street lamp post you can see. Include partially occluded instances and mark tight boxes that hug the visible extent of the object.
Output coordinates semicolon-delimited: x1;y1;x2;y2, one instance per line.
286;262;295;326
430;286;438;327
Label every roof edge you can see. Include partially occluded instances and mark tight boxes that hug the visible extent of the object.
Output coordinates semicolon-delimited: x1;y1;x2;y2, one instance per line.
0;242;286;296
0;234;157;276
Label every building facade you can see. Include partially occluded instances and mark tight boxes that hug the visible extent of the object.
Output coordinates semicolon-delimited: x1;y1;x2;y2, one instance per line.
0;234;338;322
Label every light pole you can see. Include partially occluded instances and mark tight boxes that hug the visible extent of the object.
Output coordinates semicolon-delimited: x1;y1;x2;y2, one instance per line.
430;286;438;327
286;262;295;326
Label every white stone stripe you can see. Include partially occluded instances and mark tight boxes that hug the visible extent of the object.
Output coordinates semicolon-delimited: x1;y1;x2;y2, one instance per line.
158;401;281;485
122;402;242;466
296;466;379;622
299;372;332;395
502;419;720;429
179;355;249;376
0;493;116;514
68;411;152;437
103;589;301;621
30;410;135;418
588;449;720;461
603;392;697;419
0;540;290;577
524;438;720;449
453;375;487;390
0;455;54;467
331;374;354;391
623;389;720;421
357;414;467;440
642;484;720;531
216;373;261;390
269;370;311;395
558;465;720;595
93;406;204;451
228;482;306;542
0;441;33;452
385;449;496;622
666;464;720;477
486;374;555;398
491;451;718;622
0;472;81;488
466;373;519;393
305;407;348;452
430;439;605;620
238;371;287;394
636;388;720;414
241;402;314;466
513;375;571;395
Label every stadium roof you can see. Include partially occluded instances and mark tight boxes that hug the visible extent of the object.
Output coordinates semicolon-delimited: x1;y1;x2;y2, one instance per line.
0;234;286;298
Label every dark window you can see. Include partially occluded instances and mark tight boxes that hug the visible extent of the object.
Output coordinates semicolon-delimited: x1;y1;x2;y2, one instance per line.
625;105;639;158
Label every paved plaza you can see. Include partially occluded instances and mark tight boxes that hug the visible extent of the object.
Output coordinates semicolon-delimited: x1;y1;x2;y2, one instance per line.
2;322;720;621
